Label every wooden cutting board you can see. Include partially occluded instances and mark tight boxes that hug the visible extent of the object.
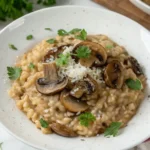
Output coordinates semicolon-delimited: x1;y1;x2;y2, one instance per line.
93;0;150;30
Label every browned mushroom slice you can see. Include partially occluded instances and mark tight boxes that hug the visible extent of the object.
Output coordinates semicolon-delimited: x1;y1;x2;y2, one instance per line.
44;44;72;62
73;41;107;67
51;123;77;137
82;75;99;100
60;90;89;112
104;60;124;89
36;62;68;95
70;81;86;98
129;56;143;75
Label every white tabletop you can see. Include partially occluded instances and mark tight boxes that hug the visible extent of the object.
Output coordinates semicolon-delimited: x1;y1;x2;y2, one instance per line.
0;0;149;150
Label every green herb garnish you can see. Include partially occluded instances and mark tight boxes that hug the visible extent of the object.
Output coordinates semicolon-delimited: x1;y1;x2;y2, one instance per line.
40;118;49;128
76;46;91;58
9;44;17;50
26;35;33;40
38;0;56;6
78;112;96;127
0;0;55;21
28;63;35;69
0;142;3;150
7;67;22;80
56;53;70;66
75;29;87;40
69;28;82;34
126;79;142;90
46;39;56;44
58;29;69;36
104;122;122;137
105;45;114;49
45;28;52;31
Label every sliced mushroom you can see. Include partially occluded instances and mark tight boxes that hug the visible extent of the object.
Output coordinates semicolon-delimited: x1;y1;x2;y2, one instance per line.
44;44;72;62
60;90;89;112
81;75;99;101
36;62;68;95
104;60;124;89
129;56;143;75
73;41;107;67
51;123;77;137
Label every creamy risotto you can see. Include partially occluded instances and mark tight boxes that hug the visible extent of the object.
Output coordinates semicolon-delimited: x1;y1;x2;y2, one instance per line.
8;29;146;137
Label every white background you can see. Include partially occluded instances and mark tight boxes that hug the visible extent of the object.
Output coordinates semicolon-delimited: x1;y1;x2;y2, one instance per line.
0;0;149;150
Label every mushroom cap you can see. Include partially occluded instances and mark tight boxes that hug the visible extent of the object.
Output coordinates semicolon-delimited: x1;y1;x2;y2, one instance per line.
60;90;89;112
36;77;68;95
73;41;107;67
51;123;77;137
44;44;72;62
104;60;124;89
129;56;143;75
36;62;68;95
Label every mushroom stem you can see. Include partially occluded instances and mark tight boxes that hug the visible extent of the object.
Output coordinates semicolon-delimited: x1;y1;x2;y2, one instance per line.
43;63;58;82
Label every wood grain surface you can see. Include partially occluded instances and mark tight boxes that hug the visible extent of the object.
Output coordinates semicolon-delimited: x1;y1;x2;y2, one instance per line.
93;0;150;30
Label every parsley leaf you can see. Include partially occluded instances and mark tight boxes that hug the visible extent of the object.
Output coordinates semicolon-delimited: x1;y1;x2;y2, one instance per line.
26;35;33;40
42;0;56;6
75;29;87;40
46;39;56;44
78;112;96;127
104;122;122;137
56;53;70;66
58;29;69;36
45;28;52;31
0;142;3;150
9;44;17;50
7;67;22;80
28;63;35;69
69;28;82;34
40;118;49;128
0;0;33;21
76;46;91;58
105;45;114;49
126;79;142;90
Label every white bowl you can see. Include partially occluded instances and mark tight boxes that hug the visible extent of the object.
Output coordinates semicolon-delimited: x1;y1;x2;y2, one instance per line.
130;0;150;15
0;6;150;150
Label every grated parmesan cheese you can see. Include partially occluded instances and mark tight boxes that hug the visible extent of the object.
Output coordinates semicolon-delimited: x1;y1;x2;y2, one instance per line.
57;46;103;83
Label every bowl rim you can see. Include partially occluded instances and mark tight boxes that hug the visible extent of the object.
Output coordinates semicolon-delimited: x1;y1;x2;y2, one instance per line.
135;0;150;9
0;5;150;150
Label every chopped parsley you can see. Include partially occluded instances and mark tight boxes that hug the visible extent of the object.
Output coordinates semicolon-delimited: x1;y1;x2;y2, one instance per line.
75;29;87;40
56;53;70;66
76;46;91;58
26;35;33;40
69;28;82;34
9;44;18;50
78;112;96;127
40;118;49;128
45;28;52;31
105;45;114;49
7;67;22;80
58;29;69;36
28;63;35;69
104;122;122;137
126;79;142;90
46;39;56;44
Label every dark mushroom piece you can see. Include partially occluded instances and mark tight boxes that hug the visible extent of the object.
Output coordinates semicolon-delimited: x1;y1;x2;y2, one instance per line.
51;123;77;137
73;41;107;67
129;56;143;75
104;60;124;89
60;90;89;112
81;75;99;101
36;62;68;95
44;44;72;62
70;75;98;100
